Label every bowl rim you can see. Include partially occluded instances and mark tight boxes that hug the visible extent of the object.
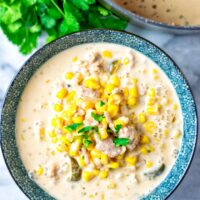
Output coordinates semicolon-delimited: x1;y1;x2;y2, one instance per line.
99;0;200;31
0;29;198;200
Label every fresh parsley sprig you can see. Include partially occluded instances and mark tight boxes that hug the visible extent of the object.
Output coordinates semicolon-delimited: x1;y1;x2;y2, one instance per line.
0;0;127;54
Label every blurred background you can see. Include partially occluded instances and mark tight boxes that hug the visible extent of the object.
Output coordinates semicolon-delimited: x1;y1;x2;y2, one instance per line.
0;11;200;200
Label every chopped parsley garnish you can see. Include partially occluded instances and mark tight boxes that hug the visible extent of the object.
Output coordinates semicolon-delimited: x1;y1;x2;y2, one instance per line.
115;124;122;134
113;138;129;147
78;126;91;133
78;125;98;134
65;123;83;132
91;112;105;122
83;139;93;149
100;100;105;107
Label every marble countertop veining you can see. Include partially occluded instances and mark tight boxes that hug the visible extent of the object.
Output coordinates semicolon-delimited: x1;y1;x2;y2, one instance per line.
0;24;200;200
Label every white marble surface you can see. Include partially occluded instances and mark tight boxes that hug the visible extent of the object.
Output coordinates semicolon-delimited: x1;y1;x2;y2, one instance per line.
0;24;200;200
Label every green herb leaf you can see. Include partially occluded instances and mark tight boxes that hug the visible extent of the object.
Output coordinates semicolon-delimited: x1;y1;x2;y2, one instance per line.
113;138;129;147
91;112;104;122
65;123;83;132
83;139;93;148
40;14;56;29
115;124;122;134
100;100;105;107
0;2;22;24
78;126;91;133
22;0;37;7
97;6;109;16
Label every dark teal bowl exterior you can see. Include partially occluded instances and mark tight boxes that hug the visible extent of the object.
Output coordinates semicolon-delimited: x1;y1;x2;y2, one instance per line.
0;29;198;200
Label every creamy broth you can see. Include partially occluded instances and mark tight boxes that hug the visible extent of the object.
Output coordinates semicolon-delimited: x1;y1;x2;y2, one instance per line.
16;43;182;200
114;0;200;26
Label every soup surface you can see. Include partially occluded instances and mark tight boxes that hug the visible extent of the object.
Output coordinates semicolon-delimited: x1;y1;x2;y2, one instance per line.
114;0;200;26
16;43;183;200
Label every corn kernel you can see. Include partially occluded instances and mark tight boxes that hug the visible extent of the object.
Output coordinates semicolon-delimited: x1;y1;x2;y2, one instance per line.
51;117;63;128
76;73;83;84
78;155;86;167
147;97;156;106
56;144;67;152
107;180;117;189
89;194;95;199
72;115;84;123
146;160;153;168
107;104;119;117
173;104;178;110
21;118;27;122
105;84;115;94
101;118;107;126
148;145;155;152
82;101;94;110
132;78;138;83
138;113;146;123
140;146;148;155
108;94;122;105
72;56;78;62
65;72;74;80
123;87;129;99
60;135;69;145
153;75;159;80
102;50;112;58
107;162;120;169
140;135;150;144
129;86;138;98
128;97;137;106
82;170;99;182
69;139;81;156
163;98;171;105
144;121;157;134
99;128;108;140
36;166;44;176
101;194;105;200
101;93;108;100
52;137;58;144
152;68;158;74
101;154;109;165
91;149;102;158
48;130;56;138
123;57;129;65
39;128;45;140
65;91;76;103
110;75;120;87
85;77;100;90
56;88;68;99
99;169;109;179
125;156;138;166
174;130;181;139
148;88;156;98
114;116;129;127
164;129;169;138
53;103;63;112
146;104;160;115
95;101;106;113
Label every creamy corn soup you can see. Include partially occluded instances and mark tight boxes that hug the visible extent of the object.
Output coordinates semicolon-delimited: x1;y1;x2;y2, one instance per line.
16;43;183;200
114;0;200;26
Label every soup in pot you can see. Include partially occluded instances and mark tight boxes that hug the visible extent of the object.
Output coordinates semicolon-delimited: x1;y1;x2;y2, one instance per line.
114;0;200;26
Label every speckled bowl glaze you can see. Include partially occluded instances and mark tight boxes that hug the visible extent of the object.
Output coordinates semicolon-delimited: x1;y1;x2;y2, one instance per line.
99;0;200;34
0;29;198;200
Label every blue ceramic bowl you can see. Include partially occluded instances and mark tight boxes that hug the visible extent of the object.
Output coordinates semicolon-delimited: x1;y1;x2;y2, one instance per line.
0;29;198;200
